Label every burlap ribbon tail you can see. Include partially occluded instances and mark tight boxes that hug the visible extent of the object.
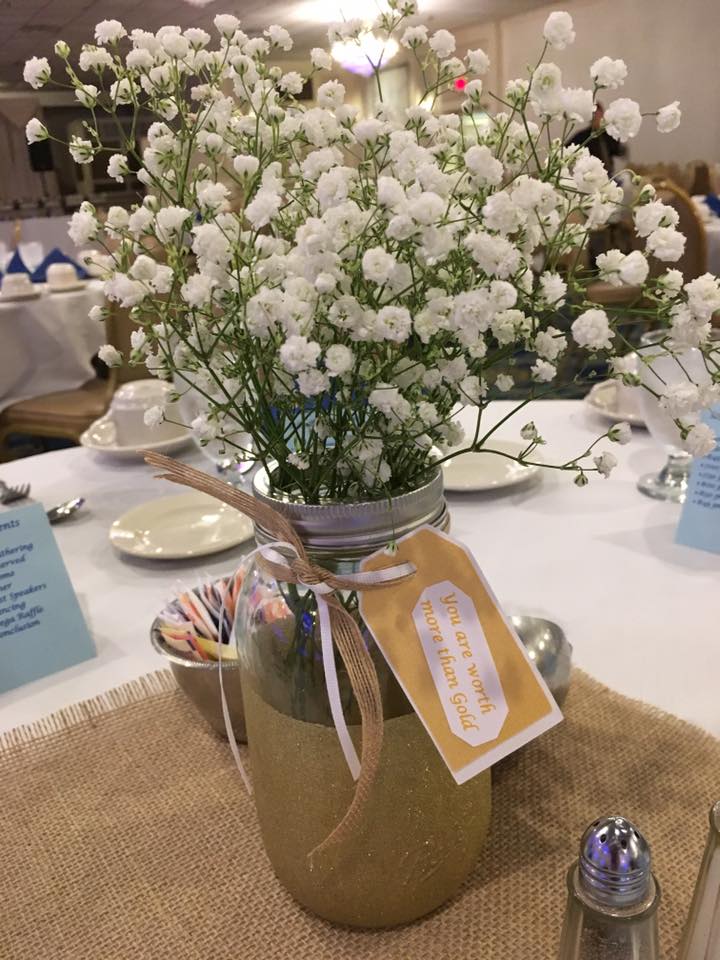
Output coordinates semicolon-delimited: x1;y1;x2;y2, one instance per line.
144;452;416;858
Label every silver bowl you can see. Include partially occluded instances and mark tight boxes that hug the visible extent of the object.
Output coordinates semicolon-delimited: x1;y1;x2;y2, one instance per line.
150;620;246;741
512;615;572;707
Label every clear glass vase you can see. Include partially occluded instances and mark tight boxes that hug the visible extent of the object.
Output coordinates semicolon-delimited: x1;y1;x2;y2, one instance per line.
636;330;719;504
235;468;492;928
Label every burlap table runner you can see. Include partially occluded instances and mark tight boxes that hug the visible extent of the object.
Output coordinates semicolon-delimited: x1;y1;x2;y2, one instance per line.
2;670;717;959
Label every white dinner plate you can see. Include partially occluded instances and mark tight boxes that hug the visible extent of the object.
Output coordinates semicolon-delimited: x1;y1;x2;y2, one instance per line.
80;416;192;459
584;380;645;428
442;439;542;492
110;491;254;560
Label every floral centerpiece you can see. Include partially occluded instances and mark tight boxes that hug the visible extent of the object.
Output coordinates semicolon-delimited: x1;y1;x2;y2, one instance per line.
23;3;720;928
24;3;720;499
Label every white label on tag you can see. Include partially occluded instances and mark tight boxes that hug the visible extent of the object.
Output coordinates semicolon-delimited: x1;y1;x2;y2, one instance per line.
412;580;508;746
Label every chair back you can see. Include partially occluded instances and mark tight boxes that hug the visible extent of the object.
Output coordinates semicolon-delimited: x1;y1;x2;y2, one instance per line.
635;162;693;192
689;162;713;196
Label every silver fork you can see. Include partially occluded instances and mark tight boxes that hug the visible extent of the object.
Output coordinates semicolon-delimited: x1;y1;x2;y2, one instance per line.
0;480;31;504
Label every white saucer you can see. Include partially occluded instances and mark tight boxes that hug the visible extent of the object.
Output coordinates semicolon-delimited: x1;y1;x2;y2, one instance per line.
80;416;192;459
110;491;254;560
0;288;42;302
585;380;645;428
48;281;86;293
442;438;542;492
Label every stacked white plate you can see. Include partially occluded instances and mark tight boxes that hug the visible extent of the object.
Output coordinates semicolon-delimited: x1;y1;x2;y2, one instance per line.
80;416;193;459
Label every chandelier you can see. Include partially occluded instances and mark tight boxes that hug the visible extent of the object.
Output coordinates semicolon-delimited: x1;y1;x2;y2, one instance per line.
330;32;399;75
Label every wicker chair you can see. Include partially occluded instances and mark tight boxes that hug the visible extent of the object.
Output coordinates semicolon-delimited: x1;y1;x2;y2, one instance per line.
0;304;146;456
634;163;694;193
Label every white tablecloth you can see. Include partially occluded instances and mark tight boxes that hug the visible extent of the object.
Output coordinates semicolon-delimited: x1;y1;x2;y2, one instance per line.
0;399;718;737
705;222;720;276
0;281;106;412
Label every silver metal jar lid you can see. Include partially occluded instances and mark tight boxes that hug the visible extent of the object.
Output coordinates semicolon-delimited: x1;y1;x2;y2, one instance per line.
252;466;448;562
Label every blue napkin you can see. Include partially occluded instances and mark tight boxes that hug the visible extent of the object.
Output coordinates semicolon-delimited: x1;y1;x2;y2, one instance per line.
31;247;88;283
5;249;30;275
703;194;720;218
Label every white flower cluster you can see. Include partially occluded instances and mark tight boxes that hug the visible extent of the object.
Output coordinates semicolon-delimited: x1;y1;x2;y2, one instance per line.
25;5;718;498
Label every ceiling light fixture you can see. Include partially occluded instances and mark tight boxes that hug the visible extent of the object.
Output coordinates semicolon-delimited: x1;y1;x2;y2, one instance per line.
331;32;399;76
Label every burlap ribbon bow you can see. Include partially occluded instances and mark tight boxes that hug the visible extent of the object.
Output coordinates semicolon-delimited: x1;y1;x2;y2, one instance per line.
144;451;416;858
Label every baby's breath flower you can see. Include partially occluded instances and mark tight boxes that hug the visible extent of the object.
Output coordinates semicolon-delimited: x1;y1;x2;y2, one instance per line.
29;8;716;502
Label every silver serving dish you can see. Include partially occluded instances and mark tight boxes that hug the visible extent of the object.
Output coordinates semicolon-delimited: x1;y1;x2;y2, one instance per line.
512;615;572;707
150;619;246;741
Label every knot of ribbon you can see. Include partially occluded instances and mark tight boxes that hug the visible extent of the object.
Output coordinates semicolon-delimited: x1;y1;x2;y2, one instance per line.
144;451;416;859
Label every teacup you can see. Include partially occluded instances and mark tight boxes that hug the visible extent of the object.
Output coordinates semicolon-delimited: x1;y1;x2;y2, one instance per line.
47;262;79;290
109;380;183;447
616;379;640;415
78;248;108;278
1;273;33;298
614;351;641;417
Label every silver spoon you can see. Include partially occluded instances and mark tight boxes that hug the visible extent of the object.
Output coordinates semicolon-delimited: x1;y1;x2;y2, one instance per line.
46;497;85;525
216;458;256;486
511;615;573;707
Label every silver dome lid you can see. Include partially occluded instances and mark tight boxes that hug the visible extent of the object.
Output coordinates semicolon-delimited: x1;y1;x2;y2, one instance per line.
579;815;652;907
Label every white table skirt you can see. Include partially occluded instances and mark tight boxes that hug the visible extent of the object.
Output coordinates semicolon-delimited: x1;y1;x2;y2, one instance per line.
0;399;717;737
705;223;720;276
0;281;106;412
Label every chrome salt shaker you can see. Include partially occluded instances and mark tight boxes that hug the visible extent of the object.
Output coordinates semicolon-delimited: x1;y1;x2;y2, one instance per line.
678;800;720;960
558;815;661;959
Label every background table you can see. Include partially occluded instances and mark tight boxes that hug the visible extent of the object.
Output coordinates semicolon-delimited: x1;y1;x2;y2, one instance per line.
0;281;105;412
0;399;718;737
0;216;81;265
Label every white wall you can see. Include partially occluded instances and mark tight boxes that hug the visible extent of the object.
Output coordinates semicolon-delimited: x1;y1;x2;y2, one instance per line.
498;0;720;164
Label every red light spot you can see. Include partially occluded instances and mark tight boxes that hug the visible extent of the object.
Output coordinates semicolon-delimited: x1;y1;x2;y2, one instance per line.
454;77;467;91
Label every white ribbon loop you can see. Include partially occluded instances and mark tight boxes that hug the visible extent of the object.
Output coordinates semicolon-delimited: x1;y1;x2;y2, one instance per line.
218;541;414;788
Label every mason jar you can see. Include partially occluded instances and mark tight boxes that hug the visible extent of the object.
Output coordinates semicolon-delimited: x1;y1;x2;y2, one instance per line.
235;468;492;928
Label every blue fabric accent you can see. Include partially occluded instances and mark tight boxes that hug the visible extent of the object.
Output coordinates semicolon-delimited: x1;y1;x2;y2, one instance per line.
5;249;30;275
30;247;88;283
703;194;720;218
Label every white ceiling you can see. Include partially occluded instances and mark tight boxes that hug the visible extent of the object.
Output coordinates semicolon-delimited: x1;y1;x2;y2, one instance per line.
0;0;551;85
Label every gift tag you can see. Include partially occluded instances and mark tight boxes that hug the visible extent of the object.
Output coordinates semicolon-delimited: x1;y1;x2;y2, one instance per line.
676;409;720;555
359;526;562;783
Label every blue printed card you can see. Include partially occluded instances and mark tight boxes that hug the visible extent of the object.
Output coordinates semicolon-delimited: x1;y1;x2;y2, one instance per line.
0;503;95;693
676;410;720;555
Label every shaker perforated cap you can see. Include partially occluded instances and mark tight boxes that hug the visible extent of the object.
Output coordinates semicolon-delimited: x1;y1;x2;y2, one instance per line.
579;815;652;907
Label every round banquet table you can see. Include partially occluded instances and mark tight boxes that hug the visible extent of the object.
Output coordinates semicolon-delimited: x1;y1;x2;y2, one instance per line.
0;399;718;738
0;281;106;413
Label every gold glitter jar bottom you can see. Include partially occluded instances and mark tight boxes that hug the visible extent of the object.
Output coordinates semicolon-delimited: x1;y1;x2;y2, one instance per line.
243;681;492;928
